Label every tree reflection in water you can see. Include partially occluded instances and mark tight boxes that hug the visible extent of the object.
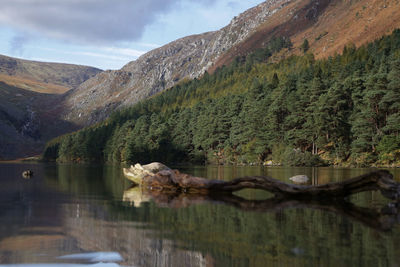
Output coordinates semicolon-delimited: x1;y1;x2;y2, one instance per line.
123;184;400;232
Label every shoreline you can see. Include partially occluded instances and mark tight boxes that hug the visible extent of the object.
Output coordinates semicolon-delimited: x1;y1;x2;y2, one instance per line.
0;156;41;163
2;157;400;169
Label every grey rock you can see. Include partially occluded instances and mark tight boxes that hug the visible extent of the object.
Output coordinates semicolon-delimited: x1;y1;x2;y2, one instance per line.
289;175;309;184
22;170;33;178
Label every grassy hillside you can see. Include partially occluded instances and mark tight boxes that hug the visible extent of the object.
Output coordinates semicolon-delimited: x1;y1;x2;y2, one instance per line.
0;54;102;94
0;74;69;94
44;30;400;167
211;0;400;71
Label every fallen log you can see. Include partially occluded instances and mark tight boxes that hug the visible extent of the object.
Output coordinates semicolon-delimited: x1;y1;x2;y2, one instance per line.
123;163;400;200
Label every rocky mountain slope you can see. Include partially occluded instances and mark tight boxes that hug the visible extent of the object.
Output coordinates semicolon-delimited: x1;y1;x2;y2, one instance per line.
62;0;293;125
0;55;101;159
63;0;400;127
3;0;400;160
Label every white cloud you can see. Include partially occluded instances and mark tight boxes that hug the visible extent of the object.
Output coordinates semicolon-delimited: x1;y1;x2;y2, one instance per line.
102;47;145;58
0;0;213;45
37;46;145;61
71;51;128;61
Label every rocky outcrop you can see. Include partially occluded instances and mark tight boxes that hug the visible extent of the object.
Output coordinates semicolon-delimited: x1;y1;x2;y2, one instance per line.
62;0;292;126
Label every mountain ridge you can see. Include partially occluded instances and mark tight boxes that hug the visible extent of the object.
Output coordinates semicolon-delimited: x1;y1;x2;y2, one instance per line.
62;0;400;126
2;0;400;160
62;0;292;126
0;54;102;93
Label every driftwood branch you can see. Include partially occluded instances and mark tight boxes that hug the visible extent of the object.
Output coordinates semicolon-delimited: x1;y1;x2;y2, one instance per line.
123;163;400;231
123;163;400;200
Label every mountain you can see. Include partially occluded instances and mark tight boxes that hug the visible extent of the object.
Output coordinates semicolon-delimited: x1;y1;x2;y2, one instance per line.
44;29;400;166
62;0;400;126
62;0;294;125
0;55;102;160
0;54;102;94
211;0;400;70
3;0;400;160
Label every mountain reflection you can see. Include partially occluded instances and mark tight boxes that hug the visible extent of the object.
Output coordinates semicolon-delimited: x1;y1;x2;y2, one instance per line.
0;263;121;267
1;164;399;267
61;201;211;267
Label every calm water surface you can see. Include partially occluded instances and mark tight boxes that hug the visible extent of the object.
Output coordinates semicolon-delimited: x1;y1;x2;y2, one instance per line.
0;163;399;267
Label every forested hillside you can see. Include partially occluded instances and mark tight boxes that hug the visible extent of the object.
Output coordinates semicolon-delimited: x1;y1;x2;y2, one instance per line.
44;30;400;167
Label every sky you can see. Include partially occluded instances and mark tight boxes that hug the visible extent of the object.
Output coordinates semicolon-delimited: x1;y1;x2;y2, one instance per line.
0;0;263;70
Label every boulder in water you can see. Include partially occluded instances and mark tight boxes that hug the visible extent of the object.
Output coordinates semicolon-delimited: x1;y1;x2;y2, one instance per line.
289;175;309;184
22;170;33;178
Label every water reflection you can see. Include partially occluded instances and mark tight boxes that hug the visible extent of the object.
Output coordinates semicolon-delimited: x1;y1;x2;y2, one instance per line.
178;165;400;184
57;252;123;262
122;184;400;232
1;252;123;266
0;163;400;266
0;163;211;267
122;187;151;207
0;264;121;267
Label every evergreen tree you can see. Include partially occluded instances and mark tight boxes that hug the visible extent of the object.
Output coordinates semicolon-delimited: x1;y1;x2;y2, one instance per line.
382;59;400;135
301;39;310;53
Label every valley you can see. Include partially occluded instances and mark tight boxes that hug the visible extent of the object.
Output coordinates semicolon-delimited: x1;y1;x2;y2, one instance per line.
1;1;400;265
0;81;75;159
0;55;101;159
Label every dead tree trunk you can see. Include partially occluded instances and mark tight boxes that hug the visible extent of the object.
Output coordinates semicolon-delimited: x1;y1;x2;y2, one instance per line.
124;164;400;200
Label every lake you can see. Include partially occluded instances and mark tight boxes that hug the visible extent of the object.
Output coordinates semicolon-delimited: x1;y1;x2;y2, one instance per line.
0;163;399;267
